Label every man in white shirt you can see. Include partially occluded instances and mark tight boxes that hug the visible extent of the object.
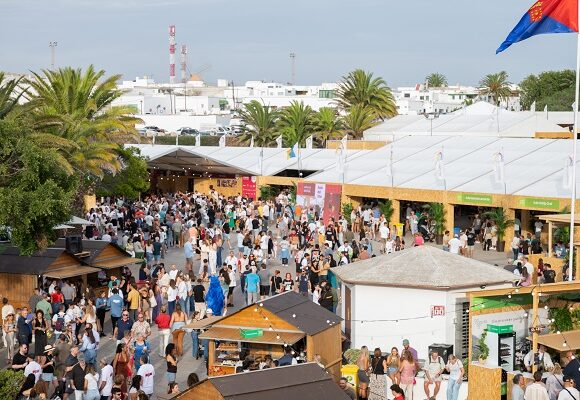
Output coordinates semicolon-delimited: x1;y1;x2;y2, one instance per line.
24;357;42;382
137;355;155;396
559;376;580;400
379;222;390;253
225;251;238;273
448;234;461;254
524;345;554;372
522;256;534;276
525;371;549;400
99;357;114;398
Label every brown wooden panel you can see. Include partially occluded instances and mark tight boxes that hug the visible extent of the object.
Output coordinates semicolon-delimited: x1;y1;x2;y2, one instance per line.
468;363;502;400
175;380;224;400
345;286;351;339
47;253;82;270
214;307;299;331
306;325;342;382
0;273;36;311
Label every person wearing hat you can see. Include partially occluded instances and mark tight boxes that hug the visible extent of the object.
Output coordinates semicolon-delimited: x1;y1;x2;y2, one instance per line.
40;345;56;387
448;234;461;254
402;339;418;365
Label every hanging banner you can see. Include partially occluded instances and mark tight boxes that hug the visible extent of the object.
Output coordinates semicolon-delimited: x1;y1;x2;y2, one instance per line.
296;182;342;224
242;176;257;200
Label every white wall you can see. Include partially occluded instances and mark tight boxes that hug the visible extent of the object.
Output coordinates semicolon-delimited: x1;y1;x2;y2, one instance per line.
349;285;450;360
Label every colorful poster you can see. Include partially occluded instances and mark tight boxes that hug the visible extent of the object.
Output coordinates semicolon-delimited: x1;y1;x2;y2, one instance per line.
242;176;257;200
296;182;342;224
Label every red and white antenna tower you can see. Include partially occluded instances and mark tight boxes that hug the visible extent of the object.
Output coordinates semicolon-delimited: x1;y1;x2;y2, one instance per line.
169;25;176;84
180;45;187;84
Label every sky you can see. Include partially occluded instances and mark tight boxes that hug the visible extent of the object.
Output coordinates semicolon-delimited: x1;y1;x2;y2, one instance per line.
0;0;577;87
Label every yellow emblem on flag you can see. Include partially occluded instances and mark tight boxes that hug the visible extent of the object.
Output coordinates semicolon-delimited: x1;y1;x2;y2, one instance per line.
529;1;543;22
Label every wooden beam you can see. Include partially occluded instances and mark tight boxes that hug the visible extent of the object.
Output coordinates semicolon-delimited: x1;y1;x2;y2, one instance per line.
532;287;539;374
467;281;580;298
548;221;553;257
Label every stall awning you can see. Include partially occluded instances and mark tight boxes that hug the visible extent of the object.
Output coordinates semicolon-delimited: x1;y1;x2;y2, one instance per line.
527;329;580;352
183;316;226;330
44;265;101;279
199;326;304;345
95;257;142;270
538;213;580;225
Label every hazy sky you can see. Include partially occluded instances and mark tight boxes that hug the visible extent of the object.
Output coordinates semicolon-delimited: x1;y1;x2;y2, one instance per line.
0;0;577;87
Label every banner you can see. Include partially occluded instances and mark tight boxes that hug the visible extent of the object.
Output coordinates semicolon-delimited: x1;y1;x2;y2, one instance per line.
242;176;257;200
296;182;342;224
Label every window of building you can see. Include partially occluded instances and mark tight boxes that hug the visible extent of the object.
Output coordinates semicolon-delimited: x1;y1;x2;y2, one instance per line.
404;93;410;98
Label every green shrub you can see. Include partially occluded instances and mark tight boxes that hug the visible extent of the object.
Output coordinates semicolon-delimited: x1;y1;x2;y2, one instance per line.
342;203;353;220
0;369;25;400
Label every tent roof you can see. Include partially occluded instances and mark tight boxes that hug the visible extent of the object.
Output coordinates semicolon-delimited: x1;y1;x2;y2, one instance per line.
307;135;580;199
332;246;518;289
364;101;568;139
528;329;580;351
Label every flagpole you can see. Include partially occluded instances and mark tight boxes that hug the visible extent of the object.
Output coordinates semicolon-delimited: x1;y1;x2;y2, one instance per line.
568;30;580;282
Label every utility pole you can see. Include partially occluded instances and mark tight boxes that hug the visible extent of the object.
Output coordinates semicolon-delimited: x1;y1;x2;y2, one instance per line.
289;52;296;85
49;41;57;70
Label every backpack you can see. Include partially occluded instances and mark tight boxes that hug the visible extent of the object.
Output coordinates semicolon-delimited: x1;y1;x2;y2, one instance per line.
54;314;65;332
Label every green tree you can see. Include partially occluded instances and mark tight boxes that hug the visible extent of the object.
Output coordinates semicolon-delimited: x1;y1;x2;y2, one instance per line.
95;147;150;199
313;107;344;144
426;72;448;88
278;101;315;147
0;120;76;254
341;104;378;139
238;100;280;147
519;70;575;111
26;66;140;179
479;71;512;105
336;69;397;120
0;72;25;120
0;369;25;400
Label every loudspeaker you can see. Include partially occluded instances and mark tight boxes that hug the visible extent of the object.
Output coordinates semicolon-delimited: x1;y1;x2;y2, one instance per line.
428;343;454;364
65;235;83;254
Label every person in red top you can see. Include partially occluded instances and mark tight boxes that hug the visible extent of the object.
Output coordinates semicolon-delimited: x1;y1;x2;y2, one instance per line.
155;306;171;357
50;287;64;315
390;384;405;399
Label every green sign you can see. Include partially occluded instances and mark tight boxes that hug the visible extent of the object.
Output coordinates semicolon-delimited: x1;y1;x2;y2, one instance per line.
240;328;263;339
518;198;560;210
472;295;532;310
456;193;493;205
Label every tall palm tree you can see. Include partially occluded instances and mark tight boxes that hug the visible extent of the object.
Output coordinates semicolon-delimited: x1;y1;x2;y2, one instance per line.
426;72;448;88
479;71;512;105
237;100;280;147
336;69;397;120
277;101;315;147
0;72;25;120
313;107;344;145
26;66;140;178
341;104;378;139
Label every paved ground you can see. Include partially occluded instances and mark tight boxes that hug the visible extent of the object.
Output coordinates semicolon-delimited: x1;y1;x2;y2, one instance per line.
0;228;511;398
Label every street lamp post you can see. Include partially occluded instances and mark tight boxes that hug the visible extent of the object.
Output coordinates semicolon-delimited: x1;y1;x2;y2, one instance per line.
424;112;439;136
49;41;57;70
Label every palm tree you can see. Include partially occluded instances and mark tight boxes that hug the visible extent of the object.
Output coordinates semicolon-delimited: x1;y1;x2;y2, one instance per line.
341;104;378;139
426;72;448;88
313;107;344;145
479;71;512;105
336;69;397;120
237;100;280;147
26;66;140;178
0;72;25;120
277;101;315;147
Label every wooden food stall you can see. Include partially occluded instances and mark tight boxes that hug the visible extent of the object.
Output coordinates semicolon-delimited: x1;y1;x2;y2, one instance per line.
0;246;100;309
199;291;342;380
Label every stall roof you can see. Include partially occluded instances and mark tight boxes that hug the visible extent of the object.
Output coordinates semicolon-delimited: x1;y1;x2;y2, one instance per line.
538;213;580;225
43;265;101;279
258;291;342;335
183;316;226;330
54;239;140;269
527;329;580;351
206;363;350;400
467;281;580;297
333;245;518;290
198;326;304;345
0;247;86;276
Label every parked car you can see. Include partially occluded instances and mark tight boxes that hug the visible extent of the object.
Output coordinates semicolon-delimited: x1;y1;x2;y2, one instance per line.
139;125;166;136
178;128;201;136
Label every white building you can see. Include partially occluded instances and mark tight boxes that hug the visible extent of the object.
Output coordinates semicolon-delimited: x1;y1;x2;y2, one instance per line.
332;246;517;361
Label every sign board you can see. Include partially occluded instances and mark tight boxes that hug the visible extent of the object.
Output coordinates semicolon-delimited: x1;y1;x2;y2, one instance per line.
518;198;560;210
241;176;257;200
456;193;493;205
240;328;263;339
431;305;445;317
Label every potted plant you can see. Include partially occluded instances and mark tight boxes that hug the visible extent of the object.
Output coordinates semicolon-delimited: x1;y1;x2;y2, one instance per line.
427;202;446;245
478;329;490;365
378;200;395;225
484;207;514;252
342;203;354;221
